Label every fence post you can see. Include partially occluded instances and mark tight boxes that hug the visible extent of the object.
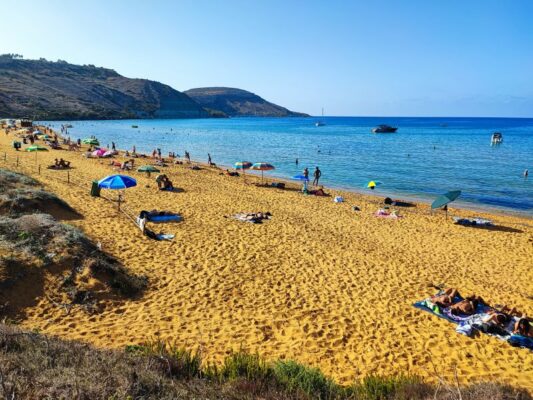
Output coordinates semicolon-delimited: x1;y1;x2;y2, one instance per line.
67;171;70;184
3;152;5;161
16;156;19;167
38;165;41;175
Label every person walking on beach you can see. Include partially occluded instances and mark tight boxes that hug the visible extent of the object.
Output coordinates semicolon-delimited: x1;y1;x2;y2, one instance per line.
313;166;322;186
112;142;116;151
157;148;162;159
208;153;212;166
132;145;136;154
303;167;309;181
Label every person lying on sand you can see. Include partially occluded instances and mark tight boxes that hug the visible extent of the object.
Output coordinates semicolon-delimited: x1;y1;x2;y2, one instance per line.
226;169;239;176
58;158;70;168
431;288;459;308
476;309;511;336
514;318;533;337
449;295;486;315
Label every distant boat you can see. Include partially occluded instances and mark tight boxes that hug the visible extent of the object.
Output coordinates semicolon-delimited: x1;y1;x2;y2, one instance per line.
372;124;398;133
315;108;325;127
491;132;503;145
64;124;73;128
132;125;139;128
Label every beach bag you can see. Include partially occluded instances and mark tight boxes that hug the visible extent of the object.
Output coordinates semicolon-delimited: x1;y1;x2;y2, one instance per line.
334;196;344;203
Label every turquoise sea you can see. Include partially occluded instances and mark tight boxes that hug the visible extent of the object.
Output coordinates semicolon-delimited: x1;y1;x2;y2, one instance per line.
41;117;533;215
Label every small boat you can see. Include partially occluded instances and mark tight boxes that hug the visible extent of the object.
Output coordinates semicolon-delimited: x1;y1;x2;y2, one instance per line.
132;125;139;128
315;108;326;127
372;124;398;133
491;132;503;145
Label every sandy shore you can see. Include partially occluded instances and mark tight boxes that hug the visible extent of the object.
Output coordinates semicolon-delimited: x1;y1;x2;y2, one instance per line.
1;127;532;389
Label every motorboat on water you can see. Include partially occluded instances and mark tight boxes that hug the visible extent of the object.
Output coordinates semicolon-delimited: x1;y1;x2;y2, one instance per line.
491;132;503;145
372;124;398;133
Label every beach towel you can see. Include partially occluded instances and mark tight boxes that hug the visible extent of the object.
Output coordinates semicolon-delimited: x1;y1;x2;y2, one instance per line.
147;214;182;223
334;196;344;203
414;291;533;351
508;334;533;350
231;213;271;224
453;217;493;227
375;209;402;219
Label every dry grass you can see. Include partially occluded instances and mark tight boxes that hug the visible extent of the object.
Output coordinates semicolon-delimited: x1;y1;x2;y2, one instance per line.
0;168;147;319
0;324;530;400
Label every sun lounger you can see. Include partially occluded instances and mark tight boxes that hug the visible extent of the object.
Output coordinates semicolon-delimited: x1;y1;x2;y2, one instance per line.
453;217;493;227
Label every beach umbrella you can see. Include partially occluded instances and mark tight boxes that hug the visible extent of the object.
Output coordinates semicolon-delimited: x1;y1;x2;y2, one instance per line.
235;161;252;180
234;161;252;170
431;190;461;219
431;190;461;209
138;165;160;177
250;162;275;184
98;175;137;210
82;138;99;146
367;180;382;190
25;145;48;152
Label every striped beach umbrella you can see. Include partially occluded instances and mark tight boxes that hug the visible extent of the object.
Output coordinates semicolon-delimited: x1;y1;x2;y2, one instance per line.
250;162;275;184
234;161;252;170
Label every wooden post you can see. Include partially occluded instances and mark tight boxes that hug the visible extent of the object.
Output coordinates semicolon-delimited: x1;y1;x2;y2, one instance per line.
67;171;70;184
3;152;6;161
38;165;41;175
16;156;19;167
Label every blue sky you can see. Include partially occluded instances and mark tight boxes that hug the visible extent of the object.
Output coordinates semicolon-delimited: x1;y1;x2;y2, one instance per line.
1;0;532;117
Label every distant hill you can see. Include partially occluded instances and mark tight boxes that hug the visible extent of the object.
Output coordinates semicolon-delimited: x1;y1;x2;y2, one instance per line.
0;56;208;120
184;87;308;117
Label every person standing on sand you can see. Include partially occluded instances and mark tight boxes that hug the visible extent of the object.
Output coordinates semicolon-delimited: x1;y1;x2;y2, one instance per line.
208;153;212;166
313;166;322;186
112;142;116;151
132;145;136;154
303;167;309;181
157;148;162;159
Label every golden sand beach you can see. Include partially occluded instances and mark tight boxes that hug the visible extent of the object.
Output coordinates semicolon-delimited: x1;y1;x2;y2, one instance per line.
1;128;532;390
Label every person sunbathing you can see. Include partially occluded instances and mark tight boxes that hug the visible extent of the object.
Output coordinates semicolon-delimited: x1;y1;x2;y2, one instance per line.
163;178;174;190
513;318;532;337
476;309;511;336
431;288;458;308
226;169;239;176
449;295;486;315
58;158;70;168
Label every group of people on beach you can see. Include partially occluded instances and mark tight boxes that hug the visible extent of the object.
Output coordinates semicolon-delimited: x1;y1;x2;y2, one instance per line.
155;174;174;190
431;288;532;338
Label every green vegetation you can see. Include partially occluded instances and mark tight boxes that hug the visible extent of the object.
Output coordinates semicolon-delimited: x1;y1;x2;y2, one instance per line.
0;325;530;399
0;168;147;318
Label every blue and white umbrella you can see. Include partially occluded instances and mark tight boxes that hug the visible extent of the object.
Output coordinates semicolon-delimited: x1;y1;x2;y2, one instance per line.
97;175;137;210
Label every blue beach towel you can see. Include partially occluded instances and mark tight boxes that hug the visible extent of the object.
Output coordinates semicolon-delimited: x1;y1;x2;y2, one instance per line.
413;291;532;351
147;214;182;223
